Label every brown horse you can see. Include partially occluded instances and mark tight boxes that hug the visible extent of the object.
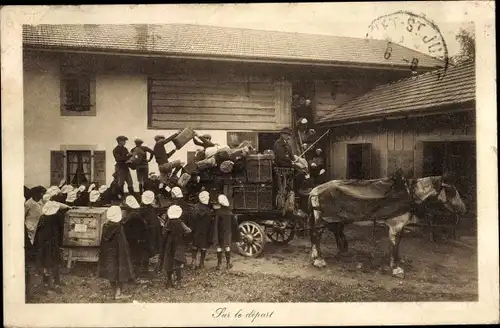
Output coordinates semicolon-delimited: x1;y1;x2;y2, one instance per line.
308;174;467;278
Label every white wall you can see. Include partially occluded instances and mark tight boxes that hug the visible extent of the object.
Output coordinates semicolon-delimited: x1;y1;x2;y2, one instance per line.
23;53;227;189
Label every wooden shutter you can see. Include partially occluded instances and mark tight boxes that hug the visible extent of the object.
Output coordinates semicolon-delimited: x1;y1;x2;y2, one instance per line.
331;142;347;179
93;151;106;186
414;141;424;178
275;79;292;129
50;151;65;186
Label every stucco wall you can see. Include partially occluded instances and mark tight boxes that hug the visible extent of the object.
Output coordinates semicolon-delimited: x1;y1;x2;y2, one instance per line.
23;53;226;189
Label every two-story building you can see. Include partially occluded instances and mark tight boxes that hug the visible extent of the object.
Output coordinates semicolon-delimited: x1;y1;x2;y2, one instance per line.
22;24;443;189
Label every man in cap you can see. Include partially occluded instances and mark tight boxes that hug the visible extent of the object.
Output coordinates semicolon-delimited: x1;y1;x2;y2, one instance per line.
193;132;216;150
113;135;134;197
153;133;179;183
130;138;155;195
273;127;295;167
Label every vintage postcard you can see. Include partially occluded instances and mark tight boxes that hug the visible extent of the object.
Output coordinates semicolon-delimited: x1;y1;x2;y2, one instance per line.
2;2;498;327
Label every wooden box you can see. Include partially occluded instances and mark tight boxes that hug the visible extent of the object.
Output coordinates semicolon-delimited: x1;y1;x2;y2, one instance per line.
63;207;108;247
232;184;273;211
245;154;274;183
173;127;195;150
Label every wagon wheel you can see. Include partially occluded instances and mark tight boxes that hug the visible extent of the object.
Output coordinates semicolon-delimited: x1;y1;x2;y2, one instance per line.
236;221;266;258
265;220;296;245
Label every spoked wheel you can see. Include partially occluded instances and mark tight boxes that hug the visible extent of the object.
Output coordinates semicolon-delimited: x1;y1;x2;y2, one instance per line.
265;220;296;245
236;221;266;258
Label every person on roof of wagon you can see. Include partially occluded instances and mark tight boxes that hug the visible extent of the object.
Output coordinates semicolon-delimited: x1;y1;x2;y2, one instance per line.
144;172;161;196
153;133;180;183
193;132;216;150
98;206;135;300
131;138;155;195
113;135;135;197
274;127;295;168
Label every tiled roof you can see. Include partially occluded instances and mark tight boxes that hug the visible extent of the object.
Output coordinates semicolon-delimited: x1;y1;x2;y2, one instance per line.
317;61;475;125
23;24;444;69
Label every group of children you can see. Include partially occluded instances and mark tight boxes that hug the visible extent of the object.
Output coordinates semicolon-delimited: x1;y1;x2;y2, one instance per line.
24;177;240;301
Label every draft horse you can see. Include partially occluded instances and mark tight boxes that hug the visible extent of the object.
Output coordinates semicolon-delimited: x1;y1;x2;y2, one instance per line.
308;172;467;278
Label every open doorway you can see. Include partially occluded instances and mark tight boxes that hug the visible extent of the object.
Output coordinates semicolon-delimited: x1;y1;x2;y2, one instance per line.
422;140;477;214
258;132;280;153
291;79;315;124
347;143;371;179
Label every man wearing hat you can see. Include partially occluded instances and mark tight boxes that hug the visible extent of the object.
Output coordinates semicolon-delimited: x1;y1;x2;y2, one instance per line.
273;127;295;167
130;138;155;195
153;132;179;183
113;136;134;197
193;132;216;150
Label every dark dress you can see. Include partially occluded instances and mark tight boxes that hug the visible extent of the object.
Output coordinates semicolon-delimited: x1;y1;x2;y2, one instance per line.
143;178;161;195
33;210;66;269
212;207;240;247
74;191;90;206
123;209;150;272
192;203;214;249
139;205;162;256
97;221;135;282
161;216;191;271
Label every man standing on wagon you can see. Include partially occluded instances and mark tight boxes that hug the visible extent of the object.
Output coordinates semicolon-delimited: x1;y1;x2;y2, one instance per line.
113;135;134;197
130;138;155;195
153;133;179;184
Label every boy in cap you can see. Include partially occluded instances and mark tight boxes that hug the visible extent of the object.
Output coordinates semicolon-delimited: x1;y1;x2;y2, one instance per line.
273;127;295;167
98;206;135;300
193;132;216;150
153;133;179;183
161;205;192;289
113;135;135;197
130;138;155;195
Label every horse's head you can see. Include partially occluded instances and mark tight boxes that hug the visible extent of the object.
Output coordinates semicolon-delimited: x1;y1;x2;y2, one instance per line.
412;174;467;215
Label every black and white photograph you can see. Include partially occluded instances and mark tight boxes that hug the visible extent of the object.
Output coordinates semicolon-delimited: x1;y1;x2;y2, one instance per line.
2;2;498;327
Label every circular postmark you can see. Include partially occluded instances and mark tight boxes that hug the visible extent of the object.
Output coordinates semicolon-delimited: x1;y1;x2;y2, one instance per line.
366;11;449;80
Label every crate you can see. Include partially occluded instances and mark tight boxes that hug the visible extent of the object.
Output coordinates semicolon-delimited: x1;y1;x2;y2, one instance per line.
63;207;108;247
62;247;100;268
232;184;273;211
246;154;274;183
173;127;195;150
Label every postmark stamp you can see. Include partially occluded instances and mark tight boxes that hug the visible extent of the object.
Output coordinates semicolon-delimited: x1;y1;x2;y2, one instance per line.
366;10;449;80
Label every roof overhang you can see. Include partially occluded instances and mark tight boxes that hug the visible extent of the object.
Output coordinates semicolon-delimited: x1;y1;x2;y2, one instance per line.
317;100;475;128
23;45;440;73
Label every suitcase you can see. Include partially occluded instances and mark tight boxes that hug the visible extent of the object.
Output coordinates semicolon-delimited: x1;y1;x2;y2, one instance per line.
172;127;195;150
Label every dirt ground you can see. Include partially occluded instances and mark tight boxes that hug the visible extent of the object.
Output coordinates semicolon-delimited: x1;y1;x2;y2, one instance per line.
27;223;477;303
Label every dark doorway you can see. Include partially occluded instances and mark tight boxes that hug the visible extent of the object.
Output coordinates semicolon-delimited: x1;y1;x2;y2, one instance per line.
347;143;371;180
422;140;477;214
291;79;315;124
258;132;280;153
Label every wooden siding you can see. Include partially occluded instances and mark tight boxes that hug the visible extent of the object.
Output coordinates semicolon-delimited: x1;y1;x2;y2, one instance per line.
328;111;475;179
149;74;281;131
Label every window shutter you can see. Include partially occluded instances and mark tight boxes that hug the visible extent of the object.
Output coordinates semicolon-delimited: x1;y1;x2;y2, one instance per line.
388;150;415;178
331;142;347;179
93;151;106;186
414;141;424;178
50;151;65;186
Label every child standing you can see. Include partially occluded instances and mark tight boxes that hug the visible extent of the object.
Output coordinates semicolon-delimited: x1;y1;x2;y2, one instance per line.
33;200;71;293
98;206;135;300
212;194;238;270
191;191;214;269
161;205;192;289
123;195;150;278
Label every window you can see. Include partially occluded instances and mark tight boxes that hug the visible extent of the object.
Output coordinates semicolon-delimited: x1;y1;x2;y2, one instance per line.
60;73;96;116
66;151;92;185
50;150;106;186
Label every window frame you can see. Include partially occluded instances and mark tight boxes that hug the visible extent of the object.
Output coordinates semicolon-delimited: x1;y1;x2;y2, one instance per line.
60;71;96;117
66;150;93;186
